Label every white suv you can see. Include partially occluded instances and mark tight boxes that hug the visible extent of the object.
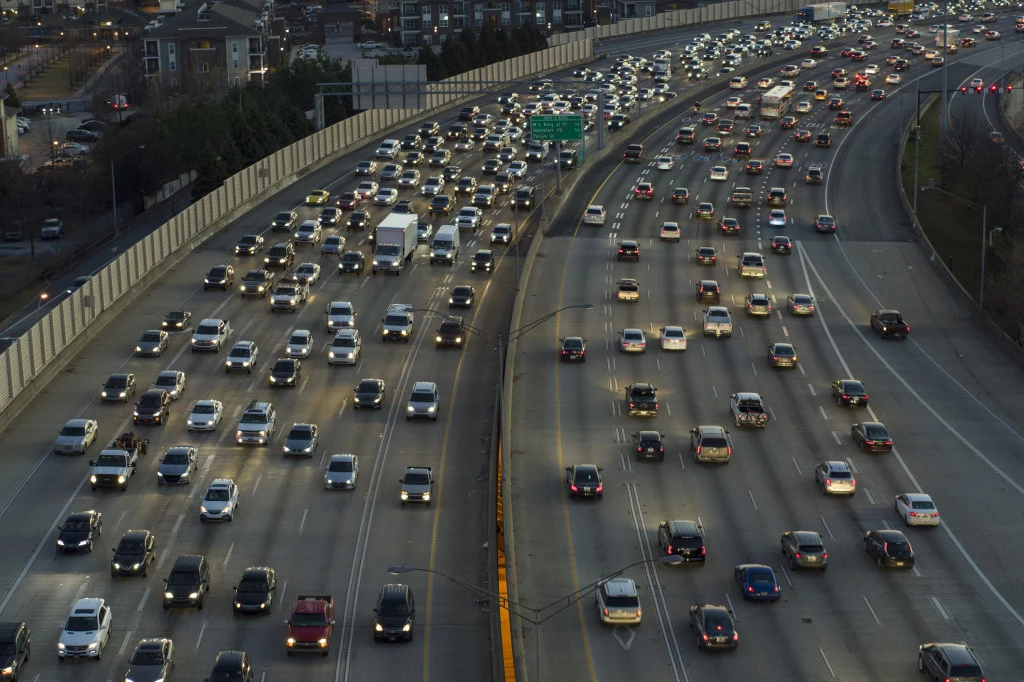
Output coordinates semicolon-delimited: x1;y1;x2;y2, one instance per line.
58;598;112;659
407;381;440;421
595;579;642;624
200;478;240;521
328;329;362;365
225;341;258;374
375;139;401;159
584;205;606;225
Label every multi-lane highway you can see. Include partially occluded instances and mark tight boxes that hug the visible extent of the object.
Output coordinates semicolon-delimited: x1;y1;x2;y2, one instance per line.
510;17;1024;682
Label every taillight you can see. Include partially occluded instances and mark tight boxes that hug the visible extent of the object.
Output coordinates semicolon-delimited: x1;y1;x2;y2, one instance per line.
747;586;754;593
701;546;706;555
864;440;875;445
666;545;673;554
596;484;604;492
732;632;739;641
635;609;642;617
603;608;609;616
794;552;802;559
773;586;779;592
571;484;579;492
702;633;709;641
825;478;832;486
695;446;701;454
822;552;828;559
909;511;918;517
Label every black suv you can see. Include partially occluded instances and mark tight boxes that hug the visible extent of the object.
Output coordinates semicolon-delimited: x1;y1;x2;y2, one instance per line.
625;383;658;417
373;584;416;642
264;242;295;270
658;520;706;563
471;250;494;274
767;187;788;207
863;529;915;569
0;621;30;680
514;186;536;210
207;650;253;681
435;317;466;348
559;337;586;362
631;430;665;461
696;280;721;304
429;195;455;216
617;240;640;262
918;643;985;681
163;554;211;609
111;529;156;577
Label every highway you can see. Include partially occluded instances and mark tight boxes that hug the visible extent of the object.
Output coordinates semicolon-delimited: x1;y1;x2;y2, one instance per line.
509;18;1024;682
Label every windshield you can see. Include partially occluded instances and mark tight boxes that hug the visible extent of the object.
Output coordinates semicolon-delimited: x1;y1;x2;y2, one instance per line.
705;613;733;631
564;339;583;349
275;212;292;222
196;324;219;335
117;539;145;554
131;650;165;665
333;337;355;348
377;245;400;255
206;488;230;501
237;580;266;593
912;500;936;510
106;376;127;388
64;616;98;631
410;392;434;403
289;334;308;345
141;332;161;342
603;595;639;608
379;597;410;616
240;413;267;424
290;613;328;627
574;469;599;483
749;571;774;584
63;520;90;531
95;454;125;466
167;571;194;586
60;425;86;436
384;315;408;326
358;382;380;393
164;453;190;465
288;428;313;440
273;362;293;372
329;460;353;472
166;312;185;320
193;404;215;414
404;473;430;485
155;375;176;386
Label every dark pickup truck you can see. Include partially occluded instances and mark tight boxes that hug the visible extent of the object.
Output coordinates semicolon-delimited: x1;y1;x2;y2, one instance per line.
870;310;910;339
625;383;659;417
623;144;644;163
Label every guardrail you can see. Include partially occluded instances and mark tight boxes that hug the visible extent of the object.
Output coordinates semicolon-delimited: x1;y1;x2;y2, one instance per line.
0;39;593;430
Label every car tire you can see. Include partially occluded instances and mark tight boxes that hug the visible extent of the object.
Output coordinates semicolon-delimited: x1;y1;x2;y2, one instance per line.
917;653;925;672
820;483;828;495
876;555;884;569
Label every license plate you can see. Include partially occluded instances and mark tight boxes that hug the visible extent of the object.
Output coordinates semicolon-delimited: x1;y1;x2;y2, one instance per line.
894;561;904;567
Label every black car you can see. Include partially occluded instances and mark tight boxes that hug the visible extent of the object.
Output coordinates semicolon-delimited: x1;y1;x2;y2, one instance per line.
429;195;455;216
240;269;275;297
272;211;298;232
111;529;156;577
57;510;103;553
0;622;30;681
235;234;264;255
435;317;466;348
162;310;192;331
672;188;690;204
353;378;386;410
204;265;235;290
565;464;604;499
690;604;738;650
832;379;869;406
269;358;301;387
373;584;416;642
206;651;253;681
319;207;341;226
347;210;371;231
771;236;792;254
233;567;277;614
448;285;475;308
695;246;717;265
559;336;586;362
696;280;721;304
66;128;99;143
617;240;640;262
133;389;171;425
632;430;665;461
851;421;893;453
442;165;463;182
815;132;832;147
471;250;494;273
339;251;365;275
863;529;915;569
455;177;477;195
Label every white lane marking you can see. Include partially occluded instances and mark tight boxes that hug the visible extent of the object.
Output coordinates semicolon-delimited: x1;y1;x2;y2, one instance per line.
864;489;875;505
223;543;234;569
912;565;922;578
251;474;262;499
118;630;134;657
778;564;793;588
724;593;736;619
748;490;758;511
931;596;950;621
820;516;834;540
863;596;881;626
137;587;151;613
798;244;1024;629
299;507;309;534
807;383;816;396
195;622;207;649
819;647;837;678
792;457;802;476
818;405;829;420
831;431;842;445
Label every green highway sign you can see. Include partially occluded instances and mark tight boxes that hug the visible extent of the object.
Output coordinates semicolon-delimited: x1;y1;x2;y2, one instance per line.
530;115;583;141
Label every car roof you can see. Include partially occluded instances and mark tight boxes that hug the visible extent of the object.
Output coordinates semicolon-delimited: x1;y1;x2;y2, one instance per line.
822;460;850;472
600;578;638;597
71;597;105;613
122;529;151;541
166;446;195;455
209;478;234;488
412;381;437;391
241;566;272;580
735;392;761;400
330;453;357;463
791;530;822;544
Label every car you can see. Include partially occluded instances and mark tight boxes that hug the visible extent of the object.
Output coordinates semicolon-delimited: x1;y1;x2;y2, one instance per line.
701;112;719;126
471;249;494;273
225;341;258;374
152;370;186;400
738;252;765;278
745;125;762;138
319;207;341;226
634;182;654;199
780;115;797;129
832;378;869;406
200;478;239;521
239;269;274;297
565;464;603;499
328;329;361;365
886;73;902;85
560;336;587;362
794;129;812;143
828;95;844;109
814;88;828;101
696;280;720;304
351;378;386;410
775;153;794;167
851;421;893;453
659;222;680;241
815;460;856;496
204;264;235;290
55;418;99;454
355;181;380;199
781;531;828;570
745;293;772;317
619;328;647;353
771;236;792;254
490;223;512;245
696;202;714;220
655;155;674;170
870;309;910;338
57;510;103;552
482;158;503;175
815;132;832;147
690;604;738;650
767;342;798;368
617;240;640;262
725;95;741;109
787;294;815;316
833;76;850;88
507;160;528;178
338;250;365;275
269;358;302;387
272;210;298;232
455;138;475;152
324;454;359;489
264;242;295;270
58;597;112;659
133;389;171;425
162;310;191;331
356;160;378;176
895;492;941;527
457;206;483;231
769;209;787;227
156;445;198;486
709;166;729;181
305;190;330;205
102;373;136;403
734;564;780;601
625;383;658;416
111;528;156;577
186;399;223;431
336;191;362;211
795;101;812;114
435;317;467;348
864;529;915;568
718;217;740;235
595;578;642;624
918;643;985;681
235;234;264;255
695;246;717;265
630;428;663;458
295;262;321;285
703;136;722;152
375;188;399;206
407;381;440;421
282;423;319;458
205;651;253;681
671;188;690;205
421;176;445;196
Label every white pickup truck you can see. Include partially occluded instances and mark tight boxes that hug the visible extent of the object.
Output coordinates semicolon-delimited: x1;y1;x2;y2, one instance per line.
703;307;733;337
89;448;139;491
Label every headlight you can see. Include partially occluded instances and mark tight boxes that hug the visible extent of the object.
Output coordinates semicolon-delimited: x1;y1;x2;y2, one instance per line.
88;642;99;650
455;337;462;343
318;638;328;647
206;420;214;425
132;562;141;569
448;298;454;303
372;259;379;265
200;505;208;513
135;346;142;352
428;405;437;413
271;377;278;383
407;406;415;412
57;539;65;546
164;591;174;599
235;602;242;608
259;430;267;437
133;411;140;417
157;472;165;478
422;492;431;500
403;623;411;632
329;351;335;358
401;330;408;335
447;253;453;259
113;562;122;568
401;492;409;500
120;391;127;397
374;397;381;403
78;539;89;546
236;431;244;438
260;602;267;608
240;285;246;291
90;475;97;483
375;623;384;632
346;353;354;358
58;642;66;650
117;475;126;483
189;592;199;599
287;638;296;646
436;336;442;343
101;391;108;397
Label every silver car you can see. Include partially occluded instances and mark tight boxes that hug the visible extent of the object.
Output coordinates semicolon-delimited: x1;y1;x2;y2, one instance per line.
814;460;856;496
124;638;175;682
283;423;319;457
324;454;359;489
286;329;314;358
157;446;198;485
135;330;168;357
328;329;361;365
619;328;647;352
153;370;186;400
595;578;642;624
781;530;829;570
55;418;99;454
406;381;440;421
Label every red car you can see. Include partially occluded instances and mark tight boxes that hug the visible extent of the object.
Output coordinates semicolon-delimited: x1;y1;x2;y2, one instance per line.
336;192;361;210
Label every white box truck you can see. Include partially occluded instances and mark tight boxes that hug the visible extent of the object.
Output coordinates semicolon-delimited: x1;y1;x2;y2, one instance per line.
373;212;418;275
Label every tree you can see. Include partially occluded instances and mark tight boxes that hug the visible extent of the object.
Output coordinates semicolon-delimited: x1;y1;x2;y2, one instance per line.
944;110;980;169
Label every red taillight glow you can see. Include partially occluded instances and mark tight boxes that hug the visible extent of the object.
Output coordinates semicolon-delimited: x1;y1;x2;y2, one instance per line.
822;552;828;559
747;586;754;593
603;608;609;616
794;552;802;559
596;484;604;492
733;632;739;641
773;586;779;592
570;484;579;492
702;633;710;641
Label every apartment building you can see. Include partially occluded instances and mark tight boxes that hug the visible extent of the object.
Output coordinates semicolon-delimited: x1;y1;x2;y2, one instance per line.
392;0;595;47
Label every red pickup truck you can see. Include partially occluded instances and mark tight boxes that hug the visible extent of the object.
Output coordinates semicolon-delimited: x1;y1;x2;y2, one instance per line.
285;594;335;656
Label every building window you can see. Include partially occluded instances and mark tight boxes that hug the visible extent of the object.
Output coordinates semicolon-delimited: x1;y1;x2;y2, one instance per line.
500;2;510;24
422;6;431;28
168;43;176;71
439;5;448;26
145;40;158;57
474;3;483;26
553;0;561;22
453;1;464;14
644;4;651;15
196;39;212;49
453;16;465;29
197;61;210;73
231;41;239;69
249;37;261;53
535;1;544;23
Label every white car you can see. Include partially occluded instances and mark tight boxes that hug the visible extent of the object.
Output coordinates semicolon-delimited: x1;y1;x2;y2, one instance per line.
895;493;940;526
864;64;879;75
58;597;112;659
200;478;239;521
153;370;186;400
710;166;729;181
326;301;356;331
355;180;379;198
398;169;421;188
584;205;606;225
725;96;742;108
375;139;401;158
422;176;445;195
619;328;647;352
455;138;475;151
660;326;687;351
324;453;359;490
286;329;314;358
769;209;787;227
655;156;674;170
328;329;361;365
757;77;775;89
374;188;399;206
457;206;483;230
775;153;794;168
186;399;224;431
55;418;99;454
60;141;90;156
295;262;321;284
659;221;680;241
507;160;528;178
795;101;812;114
886;73;902;85
800;58;817;68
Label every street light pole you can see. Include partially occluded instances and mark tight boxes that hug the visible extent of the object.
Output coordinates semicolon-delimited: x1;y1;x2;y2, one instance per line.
979;202;987;308
388;554;682;682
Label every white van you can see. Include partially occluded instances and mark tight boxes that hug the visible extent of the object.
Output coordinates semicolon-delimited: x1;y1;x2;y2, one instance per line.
430;225;460;265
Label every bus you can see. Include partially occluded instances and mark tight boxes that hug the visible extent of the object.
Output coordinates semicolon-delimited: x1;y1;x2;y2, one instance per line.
760;85;794;119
